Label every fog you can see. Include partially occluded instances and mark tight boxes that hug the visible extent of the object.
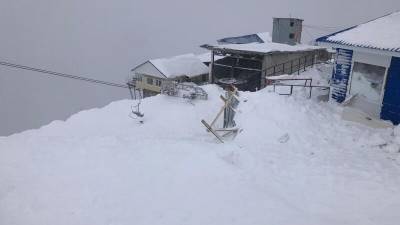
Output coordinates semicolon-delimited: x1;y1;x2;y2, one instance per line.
0;0;399;136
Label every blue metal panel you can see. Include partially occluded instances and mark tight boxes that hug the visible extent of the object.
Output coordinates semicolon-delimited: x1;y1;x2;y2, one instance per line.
217;34;264;45
381;56;400;124
330;48;353;103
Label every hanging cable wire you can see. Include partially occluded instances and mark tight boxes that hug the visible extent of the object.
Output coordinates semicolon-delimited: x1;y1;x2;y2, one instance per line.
303;24;343;29
302;27;315;41
0;60;129;89
303;24;345;33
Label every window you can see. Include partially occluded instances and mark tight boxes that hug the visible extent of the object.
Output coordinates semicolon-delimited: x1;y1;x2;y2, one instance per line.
290;21;294;27
155;80;162;87
202;74;208;82
147;77;153;85
289;33;295;39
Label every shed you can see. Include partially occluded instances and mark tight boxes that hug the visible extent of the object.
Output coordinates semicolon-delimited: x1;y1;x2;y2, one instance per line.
201;41;327;91
272;18;303;45
316;11;400;124
131;54;209;97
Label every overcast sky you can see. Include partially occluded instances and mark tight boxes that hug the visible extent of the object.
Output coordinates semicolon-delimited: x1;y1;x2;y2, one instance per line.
0;0;399;136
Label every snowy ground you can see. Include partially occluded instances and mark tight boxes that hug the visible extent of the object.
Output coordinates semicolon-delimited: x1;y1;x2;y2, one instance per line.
1;68;400;225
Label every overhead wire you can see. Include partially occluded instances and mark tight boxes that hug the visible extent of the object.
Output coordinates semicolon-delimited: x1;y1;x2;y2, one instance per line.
303;24;343;32
0;60;129;89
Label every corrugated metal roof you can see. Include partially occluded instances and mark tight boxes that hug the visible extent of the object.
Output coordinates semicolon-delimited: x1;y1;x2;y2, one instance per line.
316;11;400;53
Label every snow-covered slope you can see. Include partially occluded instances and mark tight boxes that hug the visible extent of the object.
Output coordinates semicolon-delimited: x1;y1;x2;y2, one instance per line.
1;84;400;225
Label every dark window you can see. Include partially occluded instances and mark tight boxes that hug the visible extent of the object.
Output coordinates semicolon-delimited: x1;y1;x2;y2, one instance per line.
147;77;153;85
289;33;295;39
202;74;208;82
155;80;162;86
290;21;294;27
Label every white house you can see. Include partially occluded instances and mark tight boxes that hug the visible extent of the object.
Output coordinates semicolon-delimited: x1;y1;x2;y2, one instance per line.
316;11;400;125
131;54;209;97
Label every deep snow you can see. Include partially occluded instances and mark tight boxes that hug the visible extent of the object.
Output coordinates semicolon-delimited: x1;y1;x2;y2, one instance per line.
1;78;400;225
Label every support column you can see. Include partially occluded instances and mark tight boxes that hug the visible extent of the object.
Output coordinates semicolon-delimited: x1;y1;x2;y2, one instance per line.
209;51;215;83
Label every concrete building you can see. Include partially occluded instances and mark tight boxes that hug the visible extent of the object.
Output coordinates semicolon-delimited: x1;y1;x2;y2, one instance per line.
316;11;400;125
272;18;303;45
201;32;328;91
131;54;209;97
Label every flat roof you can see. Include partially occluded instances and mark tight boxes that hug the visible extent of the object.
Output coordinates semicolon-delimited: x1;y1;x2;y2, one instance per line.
202;42;324;56
273;18;304;21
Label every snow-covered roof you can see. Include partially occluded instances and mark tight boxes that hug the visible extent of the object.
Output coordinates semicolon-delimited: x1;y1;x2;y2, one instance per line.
202;42;324;55
257;32;272;43
135;54;209;79
196;52;224;63
316;11;400;53
217;32;271;45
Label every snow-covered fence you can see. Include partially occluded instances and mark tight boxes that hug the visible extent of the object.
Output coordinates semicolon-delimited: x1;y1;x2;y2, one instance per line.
161;81;208;100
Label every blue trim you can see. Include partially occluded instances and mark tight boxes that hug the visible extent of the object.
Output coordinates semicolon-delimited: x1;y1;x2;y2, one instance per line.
330;48;353;103
381;56;400;125
315;26;357;43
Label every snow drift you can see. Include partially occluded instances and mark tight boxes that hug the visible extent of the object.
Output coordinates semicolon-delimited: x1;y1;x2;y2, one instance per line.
1;84;400;225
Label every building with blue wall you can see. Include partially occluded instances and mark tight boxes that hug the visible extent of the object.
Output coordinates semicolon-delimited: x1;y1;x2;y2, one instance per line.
316;11;400;125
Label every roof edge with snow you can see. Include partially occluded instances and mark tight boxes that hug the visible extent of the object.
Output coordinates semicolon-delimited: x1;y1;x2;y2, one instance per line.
132;54;209;79
316;11;400;54
201;43;325;56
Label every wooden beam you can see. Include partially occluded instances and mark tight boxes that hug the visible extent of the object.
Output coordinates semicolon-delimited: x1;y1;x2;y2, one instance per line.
213;63;262;72
210;51;215;83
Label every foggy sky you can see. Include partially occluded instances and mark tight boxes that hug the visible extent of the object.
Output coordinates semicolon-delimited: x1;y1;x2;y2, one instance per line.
1;0;399;136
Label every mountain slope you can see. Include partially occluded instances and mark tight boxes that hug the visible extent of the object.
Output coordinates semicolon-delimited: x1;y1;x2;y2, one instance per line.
1;85;400;225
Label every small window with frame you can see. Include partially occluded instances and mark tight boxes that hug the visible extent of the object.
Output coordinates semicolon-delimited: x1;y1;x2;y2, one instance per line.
156;80;162;86
289;33;295;39
147;77;153;85
290;21;295;27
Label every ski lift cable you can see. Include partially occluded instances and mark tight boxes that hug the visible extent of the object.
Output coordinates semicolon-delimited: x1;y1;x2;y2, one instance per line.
0;60;129;89
303;24;343;29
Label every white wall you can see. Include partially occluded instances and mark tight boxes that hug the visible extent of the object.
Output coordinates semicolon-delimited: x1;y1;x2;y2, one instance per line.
352;51;391;68
132;61;164;79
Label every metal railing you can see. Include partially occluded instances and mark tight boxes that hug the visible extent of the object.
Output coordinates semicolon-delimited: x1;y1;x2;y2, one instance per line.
266;77;330;98
261;53;335;98
263;54;317;77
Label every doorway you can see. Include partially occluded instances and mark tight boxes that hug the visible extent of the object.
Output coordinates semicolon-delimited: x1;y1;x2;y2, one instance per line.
349;62;386;117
